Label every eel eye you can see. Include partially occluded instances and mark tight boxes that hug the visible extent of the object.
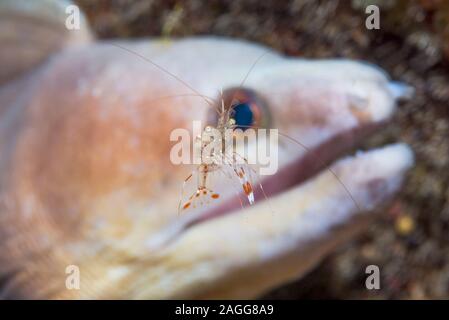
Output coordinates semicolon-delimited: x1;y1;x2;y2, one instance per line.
231;102;254;130
208;87;271;130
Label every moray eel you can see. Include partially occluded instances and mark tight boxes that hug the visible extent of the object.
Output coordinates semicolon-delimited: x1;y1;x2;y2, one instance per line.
0;1;414;299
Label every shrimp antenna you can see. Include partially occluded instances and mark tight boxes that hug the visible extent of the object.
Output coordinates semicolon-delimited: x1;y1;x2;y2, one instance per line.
239;51;271;89
234;124;362;212
226;50;271;111
276;131;362;212
110;43;221;114
220;87;225;114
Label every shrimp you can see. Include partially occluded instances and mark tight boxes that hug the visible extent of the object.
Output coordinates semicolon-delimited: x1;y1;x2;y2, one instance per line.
177;91;257;213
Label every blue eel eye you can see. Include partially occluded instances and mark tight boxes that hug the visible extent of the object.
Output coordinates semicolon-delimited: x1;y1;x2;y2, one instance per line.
229;90;269;130
232;102;254;130
207;87;271;131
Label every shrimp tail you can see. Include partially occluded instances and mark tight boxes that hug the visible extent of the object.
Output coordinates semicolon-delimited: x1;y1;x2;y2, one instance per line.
180;187;220;212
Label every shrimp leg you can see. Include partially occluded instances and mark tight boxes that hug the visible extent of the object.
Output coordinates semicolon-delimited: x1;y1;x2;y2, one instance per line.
178;170;196;215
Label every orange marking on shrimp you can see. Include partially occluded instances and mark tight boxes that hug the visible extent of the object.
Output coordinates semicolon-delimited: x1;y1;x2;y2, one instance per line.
243;182;253;195
211;193;219;199
183;202;191;210
234;168;244;179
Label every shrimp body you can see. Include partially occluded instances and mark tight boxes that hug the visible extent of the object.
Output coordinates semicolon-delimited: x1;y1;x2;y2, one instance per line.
179;99;256;213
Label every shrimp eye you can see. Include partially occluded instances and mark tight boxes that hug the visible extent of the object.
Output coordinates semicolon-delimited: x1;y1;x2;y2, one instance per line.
208;87;271;130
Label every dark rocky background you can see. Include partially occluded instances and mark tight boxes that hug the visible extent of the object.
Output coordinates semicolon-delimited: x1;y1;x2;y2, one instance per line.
75;0;449;299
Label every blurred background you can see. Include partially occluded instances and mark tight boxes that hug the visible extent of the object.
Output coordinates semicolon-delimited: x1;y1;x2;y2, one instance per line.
74;0;449;299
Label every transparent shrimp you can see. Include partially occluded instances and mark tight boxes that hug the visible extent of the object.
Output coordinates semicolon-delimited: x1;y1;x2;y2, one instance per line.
177;92;249;213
